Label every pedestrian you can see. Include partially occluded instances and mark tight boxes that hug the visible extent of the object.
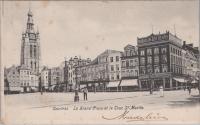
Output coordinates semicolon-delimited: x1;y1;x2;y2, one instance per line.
40;87;43;95
83;87;88;101
187;86;191;95
159;85;164;97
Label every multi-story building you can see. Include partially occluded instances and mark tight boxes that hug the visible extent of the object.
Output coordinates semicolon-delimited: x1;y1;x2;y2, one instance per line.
4;64;39;93
19;65;31;92
137;31;185;90
19;64;39;92
66;56;91;91
78;49;123;92
78;57;108;92
182;41;199;83
48;67;64;91
120;44;139;91
41;66;49;90
4;65;21;93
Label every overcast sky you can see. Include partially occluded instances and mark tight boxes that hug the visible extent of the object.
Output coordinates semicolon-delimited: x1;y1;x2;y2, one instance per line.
2;1;199;68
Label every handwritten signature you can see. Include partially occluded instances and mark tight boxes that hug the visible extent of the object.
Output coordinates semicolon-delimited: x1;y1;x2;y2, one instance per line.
102;109;168;122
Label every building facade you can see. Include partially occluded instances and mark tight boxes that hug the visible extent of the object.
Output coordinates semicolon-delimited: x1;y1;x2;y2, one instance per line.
20;9;41;75
120;44;139;91
41;66;49;90
137;31;185;90
78;50;123;92
121;45;139;79
66;56;91;91
4;66;21;93
182;41;199;82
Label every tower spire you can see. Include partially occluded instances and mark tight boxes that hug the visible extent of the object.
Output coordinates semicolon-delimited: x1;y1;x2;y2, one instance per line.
26;8;34;33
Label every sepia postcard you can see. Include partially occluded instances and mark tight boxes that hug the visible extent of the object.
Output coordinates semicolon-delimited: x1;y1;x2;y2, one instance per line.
0;0;200;125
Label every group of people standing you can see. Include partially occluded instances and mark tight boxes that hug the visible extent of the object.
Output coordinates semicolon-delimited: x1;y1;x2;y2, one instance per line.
74;87;88;102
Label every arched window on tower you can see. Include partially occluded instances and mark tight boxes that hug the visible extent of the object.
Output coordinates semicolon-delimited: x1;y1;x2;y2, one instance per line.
31;61;33;68
30;45;32;58
35;62;37;70
34;45;37;58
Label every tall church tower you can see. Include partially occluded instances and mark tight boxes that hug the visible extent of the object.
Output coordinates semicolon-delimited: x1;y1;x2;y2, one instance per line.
20;9;41;75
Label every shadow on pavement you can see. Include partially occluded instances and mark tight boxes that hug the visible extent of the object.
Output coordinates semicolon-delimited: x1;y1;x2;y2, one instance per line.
168;95;200;108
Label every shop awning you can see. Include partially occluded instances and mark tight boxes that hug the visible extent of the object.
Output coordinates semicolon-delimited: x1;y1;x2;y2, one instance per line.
107;81;120;87
80;84;86;89
50;85;56;90
9;86;21;91
120;79;138;86
31;87;37;90
191;80;198;84
173;78;185;83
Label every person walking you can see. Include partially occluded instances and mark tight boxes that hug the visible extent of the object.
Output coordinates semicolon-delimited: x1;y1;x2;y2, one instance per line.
83;87;88;101
40;86;43;95
187;86;191;95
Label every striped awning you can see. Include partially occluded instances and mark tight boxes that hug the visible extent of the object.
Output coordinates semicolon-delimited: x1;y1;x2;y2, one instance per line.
120;79;138;86
173;78;185;83
107;81;120;87
191;80;198;84
80;84;86;89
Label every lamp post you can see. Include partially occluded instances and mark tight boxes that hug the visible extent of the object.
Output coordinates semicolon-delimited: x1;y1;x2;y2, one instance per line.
74;64;79;102
64;57;68;92
149;71;153;95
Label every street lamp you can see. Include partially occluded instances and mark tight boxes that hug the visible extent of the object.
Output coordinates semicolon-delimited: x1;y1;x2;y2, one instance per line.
64;57;68;92
74;64;79;102
148;71;153;95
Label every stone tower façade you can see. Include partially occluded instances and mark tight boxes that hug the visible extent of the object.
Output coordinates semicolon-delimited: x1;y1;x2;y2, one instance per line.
20;9;41;75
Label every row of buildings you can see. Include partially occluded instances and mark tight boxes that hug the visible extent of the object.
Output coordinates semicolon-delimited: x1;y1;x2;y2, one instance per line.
4;10;200;93
61;32;199;92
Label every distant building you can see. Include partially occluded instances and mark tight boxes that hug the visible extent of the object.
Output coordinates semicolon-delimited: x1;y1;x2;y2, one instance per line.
41;66;49;90
182;41;199;82
120;44;139;91
78;49;123;92
48;64;66;92
137;31;184;90
4;64;39;93
20;9;41;75
66;56;91;91
4;65;21;93
19;65;31;92
4;9;42;93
